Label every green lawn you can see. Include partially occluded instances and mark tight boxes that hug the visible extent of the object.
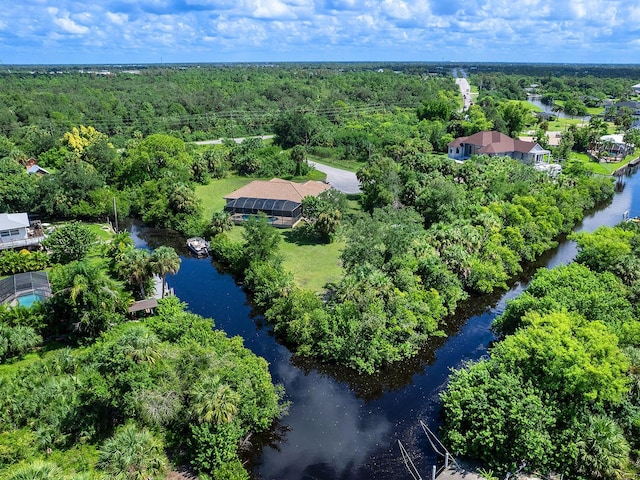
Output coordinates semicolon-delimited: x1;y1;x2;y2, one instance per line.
307;153;362;173
223;224;344;292
196;176;257;221
86;223;114;242
198;174;350;292
575;152;639;176
280;232;345;292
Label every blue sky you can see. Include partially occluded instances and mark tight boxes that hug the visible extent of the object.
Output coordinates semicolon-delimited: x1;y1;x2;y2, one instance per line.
2;0;640;65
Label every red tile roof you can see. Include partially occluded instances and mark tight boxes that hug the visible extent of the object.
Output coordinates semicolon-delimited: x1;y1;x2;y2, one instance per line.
225;178;330;203
449;130;538;154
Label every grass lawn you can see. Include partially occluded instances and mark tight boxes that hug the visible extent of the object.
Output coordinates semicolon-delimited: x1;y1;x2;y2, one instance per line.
199;174;352;292
307;153;362;173
86;223;114;242
280;230;345;292
223;224;344;292
196;176;258;221
575;152;639;176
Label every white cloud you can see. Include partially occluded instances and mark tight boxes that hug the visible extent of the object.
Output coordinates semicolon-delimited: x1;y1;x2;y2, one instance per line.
106;12;128;26
1;0;640;64
54;16;90;35
251;0;297;19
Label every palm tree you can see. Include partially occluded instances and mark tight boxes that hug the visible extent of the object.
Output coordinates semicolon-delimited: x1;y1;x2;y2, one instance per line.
6;460;63;480
190;375;240;425
116;324;162;365
97;423;168;480
576;414;630;479
118;248;152;299
150;246;181;298
104;230;135;274
52;260;124;336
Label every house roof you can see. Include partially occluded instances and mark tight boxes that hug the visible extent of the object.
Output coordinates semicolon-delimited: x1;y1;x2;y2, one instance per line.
128;298;158;313
0;213;30;231
601;134;627;145
224;178;330;203
612;101;640;110
27;165;51;175
449;130;541;155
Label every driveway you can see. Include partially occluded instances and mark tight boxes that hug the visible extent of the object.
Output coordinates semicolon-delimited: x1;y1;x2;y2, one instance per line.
309;161;361;194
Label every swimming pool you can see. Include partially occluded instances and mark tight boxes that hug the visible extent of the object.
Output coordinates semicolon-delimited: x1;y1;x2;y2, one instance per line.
16;293;45;308
241;214;277;223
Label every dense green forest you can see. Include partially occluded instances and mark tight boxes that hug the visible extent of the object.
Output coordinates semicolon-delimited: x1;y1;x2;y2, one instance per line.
1;63;640;478
0;229;284;479
441;222;640;479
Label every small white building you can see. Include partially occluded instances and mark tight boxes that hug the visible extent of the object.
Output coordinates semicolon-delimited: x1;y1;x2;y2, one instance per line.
0;213;45;250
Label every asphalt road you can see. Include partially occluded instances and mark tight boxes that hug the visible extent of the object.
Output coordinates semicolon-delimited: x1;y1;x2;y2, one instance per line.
455;77;472;111
192;135;361;194
309;160;361;194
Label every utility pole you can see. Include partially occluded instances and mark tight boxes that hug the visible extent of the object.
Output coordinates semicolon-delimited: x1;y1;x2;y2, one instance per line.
113;197;119;233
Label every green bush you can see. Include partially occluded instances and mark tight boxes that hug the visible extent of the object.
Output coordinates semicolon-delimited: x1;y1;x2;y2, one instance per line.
0;250;50;276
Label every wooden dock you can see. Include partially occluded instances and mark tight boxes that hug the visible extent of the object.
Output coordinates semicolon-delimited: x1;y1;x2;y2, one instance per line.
435;467;485;480
399;420;487;480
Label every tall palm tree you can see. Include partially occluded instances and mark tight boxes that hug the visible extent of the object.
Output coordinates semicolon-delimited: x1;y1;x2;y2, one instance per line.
150;246;181;298
119;248;152;299
116;324;162;365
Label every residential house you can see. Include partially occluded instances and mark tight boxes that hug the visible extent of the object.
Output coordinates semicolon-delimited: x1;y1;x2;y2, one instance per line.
0;213;45;251
594;134;635;162
448;130;551;164
632;83;640;95
25;158;51;176
224;178;331;228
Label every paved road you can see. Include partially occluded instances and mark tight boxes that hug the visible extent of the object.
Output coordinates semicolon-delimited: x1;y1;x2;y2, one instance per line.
455;77;472;111
192;135;361;194
309;160;361;194
193;134;274;145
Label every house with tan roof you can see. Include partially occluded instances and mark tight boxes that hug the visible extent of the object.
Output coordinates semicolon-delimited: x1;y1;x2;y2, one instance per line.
448;130;551;164
224;178;331;228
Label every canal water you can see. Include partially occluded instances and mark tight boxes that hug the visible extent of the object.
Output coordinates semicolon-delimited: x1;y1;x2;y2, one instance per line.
526;94;591;122
133;167;640;480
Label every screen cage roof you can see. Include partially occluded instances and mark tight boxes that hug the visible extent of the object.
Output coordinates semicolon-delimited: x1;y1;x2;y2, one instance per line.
224;197;302;218
0;271;52;304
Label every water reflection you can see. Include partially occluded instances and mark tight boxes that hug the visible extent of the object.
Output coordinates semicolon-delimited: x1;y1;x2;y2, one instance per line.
128;170;640;480
259;360;392;480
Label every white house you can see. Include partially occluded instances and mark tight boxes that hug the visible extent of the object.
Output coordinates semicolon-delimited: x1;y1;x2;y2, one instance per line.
0;213;45;250
448;131;551;164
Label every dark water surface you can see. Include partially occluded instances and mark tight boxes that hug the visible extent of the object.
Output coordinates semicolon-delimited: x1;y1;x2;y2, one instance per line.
134;168;640;480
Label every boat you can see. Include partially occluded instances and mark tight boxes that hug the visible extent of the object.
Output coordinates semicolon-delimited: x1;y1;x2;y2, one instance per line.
186;237;210;257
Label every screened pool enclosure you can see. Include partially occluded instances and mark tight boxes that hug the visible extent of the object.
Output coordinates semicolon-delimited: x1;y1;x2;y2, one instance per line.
0;271;52;307
224;197;303;227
